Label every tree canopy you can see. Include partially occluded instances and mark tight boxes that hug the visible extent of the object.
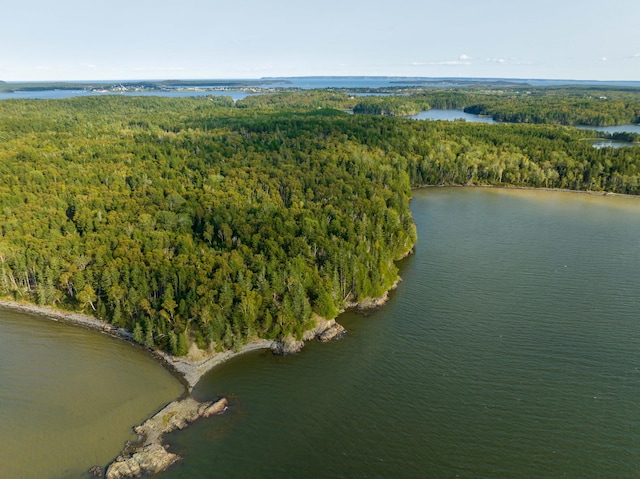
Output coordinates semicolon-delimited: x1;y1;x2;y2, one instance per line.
0;91;638;355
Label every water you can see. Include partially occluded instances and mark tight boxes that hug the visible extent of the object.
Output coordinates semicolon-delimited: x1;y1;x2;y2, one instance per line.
408;114;640;146
0;310;183;479
574;125;640;148
2;188;640;478
154;187;640;479
6;77;640;101
591;139;637;149
0;89;251;101
263;77;424;89
411;109;498;123
575;124;640;135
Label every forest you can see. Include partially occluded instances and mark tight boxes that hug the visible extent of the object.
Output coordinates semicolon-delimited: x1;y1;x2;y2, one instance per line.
0;90;638;355
351;88;640;126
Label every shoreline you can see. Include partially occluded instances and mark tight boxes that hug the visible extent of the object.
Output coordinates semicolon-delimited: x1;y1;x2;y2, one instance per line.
104;396;229;479
0;251;408;477
0;299;275;392
0;271;404;393
412;183;640;199
1;186;633;393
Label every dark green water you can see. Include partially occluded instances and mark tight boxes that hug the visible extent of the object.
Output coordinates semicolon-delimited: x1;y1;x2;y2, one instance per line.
2;188;639;478
158;188;640;479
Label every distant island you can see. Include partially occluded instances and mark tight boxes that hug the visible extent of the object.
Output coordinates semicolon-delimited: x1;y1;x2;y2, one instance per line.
3;76;640;94
0;78;283;93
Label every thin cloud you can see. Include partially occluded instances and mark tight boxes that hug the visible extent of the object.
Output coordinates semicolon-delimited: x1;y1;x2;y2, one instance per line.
486;57;533;65
410;53;473;67
411;56;472;67
132;66;186;72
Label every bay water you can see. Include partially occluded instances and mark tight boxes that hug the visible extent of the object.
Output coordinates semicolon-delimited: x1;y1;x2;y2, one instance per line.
0;311;183;478
158;188;640;478
1;188;639;478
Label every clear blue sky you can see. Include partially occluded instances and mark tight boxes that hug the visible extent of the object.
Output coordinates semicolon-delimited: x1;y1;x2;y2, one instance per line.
2;0;639;81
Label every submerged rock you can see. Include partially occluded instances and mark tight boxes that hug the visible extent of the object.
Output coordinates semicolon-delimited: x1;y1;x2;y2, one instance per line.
87;465;102;477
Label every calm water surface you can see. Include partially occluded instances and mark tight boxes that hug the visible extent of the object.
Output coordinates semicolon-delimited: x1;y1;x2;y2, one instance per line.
0;90;251;101
2;188;639;478
575;124;640;135
411;109;498;123
0;311;182;479
591;139;637;149
575;124;640;148
156;188;640;479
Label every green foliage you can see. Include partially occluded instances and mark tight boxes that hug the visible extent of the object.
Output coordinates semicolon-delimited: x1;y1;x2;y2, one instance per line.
353;96;424;116
0;96;415;353
237;90;355;110
0;91;638;355
133;322;144;343
350;88;640;126
461;89;640;126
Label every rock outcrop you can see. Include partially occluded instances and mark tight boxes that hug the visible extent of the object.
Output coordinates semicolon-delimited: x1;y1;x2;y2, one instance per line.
105;444;179;479
270;316;347;355
345;277;403;311
270;335;305;355
317;322;346;342
105;397;228;479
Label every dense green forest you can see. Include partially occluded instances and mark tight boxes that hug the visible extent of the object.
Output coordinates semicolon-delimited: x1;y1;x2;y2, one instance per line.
0;92;638;355
351;88;640;126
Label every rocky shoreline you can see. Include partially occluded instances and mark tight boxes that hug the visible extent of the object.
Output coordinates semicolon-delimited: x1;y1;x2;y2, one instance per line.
0;271;405;478
0;262;407;389
103;396;229;479
0;299;355;391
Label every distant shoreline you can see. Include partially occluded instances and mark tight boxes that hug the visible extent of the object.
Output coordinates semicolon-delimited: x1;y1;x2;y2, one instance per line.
413;183;640;199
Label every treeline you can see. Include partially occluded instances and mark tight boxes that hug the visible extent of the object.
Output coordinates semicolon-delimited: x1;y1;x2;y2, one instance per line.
0;94;638;356
0;79;269;93
350;88;640;126
353;96;423;116
237;90;357;110
0;96;415;354
352;91;474;116
464;95;640;126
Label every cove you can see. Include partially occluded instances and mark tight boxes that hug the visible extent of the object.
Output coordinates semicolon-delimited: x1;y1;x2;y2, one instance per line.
156;187;640;479
2;187;639;478
411;109;498;123
0;309;183;478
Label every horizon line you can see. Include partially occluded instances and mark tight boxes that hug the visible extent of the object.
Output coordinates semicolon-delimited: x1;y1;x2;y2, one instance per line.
3;75;640;85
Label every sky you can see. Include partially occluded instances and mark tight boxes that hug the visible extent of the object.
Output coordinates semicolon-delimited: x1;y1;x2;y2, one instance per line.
2;0;640;82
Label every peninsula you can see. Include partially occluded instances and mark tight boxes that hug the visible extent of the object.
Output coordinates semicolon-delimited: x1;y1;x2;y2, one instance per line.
0;86;639;475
